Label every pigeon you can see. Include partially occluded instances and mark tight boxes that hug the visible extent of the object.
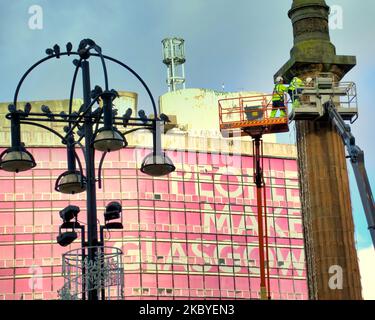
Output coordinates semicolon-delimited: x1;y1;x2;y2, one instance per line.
45;48;54;56
73;59;81;67
86;39;96;47
90;85;103;99
41;104;51;113
138;110;148;124
77;128;85;137
24;103;32;115
94;85;103;94
160;113;171;123
66;42;73;55
41;105;54;120
78;104;86;114
78;39;88;51
41;105;51;114
110;89;119;98
78;39;95;52
53;44;60;58
122;108;133;127
8;104;17;113
59;111;68;119
91;107;102;117
69;112;79;120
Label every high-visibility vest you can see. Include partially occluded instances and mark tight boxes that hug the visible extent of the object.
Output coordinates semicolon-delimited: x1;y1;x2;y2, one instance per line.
272;84;288;101
289;77;304;91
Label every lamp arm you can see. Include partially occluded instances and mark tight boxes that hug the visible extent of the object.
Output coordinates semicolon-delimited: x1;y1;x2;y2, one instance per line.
68;58;83;127
13;52;80;109
73;141;87;163
73;149;86;189
19;120;67;143
76;133;85;145
12;50;158;132
63;95;101;140
122;127;153;135
91;54;158;119
13;49;157;118
97;151;107;189
92;108;105;140
93;45;109;91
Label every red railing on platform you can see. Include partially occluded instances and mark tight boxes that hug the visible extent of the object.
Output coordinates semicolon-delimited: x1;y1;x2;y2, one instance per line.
218;94;289;135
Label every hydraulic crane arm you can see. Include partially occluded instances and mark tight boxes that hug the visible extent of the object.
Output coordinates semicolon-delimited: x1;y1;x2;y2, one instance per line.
352;151;375;246
324;101;375;248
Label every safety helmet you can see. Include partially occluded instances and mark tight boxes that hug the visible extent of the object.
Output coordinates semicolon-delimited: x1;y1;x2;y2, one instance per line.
276;76;284;84
305;77;313;84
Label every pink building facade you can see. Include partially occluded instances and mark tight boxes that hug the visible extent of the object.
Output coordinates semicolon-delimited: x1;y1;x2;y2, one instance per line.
0;145;308;300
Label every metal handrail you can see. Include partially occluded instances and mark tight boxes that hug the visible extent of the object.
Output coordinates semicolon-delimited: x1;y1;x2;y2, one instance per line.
219;94;288;126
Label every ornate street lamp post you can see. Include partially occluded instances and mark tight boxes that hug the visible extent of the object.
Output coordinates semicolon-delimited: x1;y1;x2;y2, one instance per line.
0;39;175;300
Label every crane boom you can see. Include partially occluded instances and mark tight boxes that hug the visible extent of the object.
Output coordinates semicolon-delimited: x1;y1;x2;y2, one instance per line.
324;101;375;248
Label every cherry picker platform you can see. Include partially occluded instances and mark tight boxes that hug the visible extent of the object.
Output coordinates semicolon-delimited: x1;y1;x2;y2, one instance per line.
219;94;289;138
289;74;358;123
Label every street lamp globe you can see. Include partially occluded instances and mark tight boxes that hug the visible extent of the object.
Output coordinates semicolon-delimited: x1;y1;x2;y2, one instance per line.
55;171;87;194
93;127;127;152
0;147;36;173
140;152;175;177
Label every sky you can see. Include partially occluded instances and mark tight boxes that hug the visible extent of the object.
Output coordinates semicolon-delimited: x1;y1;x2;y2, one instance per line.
0;0;374;297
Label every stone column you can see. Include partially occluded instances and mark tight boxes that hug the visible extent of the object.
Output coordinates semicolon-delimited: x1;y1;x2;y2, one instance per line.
275;0;362;300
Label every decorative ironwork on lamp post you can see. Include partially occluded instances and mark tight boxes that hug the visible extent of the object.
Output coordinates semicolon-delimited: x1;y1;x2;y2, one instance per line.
0;39;176;300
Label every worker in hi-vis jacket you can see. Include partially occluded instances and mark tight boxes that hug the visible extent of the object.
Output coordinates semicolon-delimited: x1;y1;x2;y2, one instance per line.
289;76;313;109
271;76;288;118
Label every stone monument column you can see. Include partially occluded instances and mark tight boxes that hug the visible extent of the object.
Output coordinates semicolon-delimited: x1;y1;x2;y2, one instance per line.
275;0;362;300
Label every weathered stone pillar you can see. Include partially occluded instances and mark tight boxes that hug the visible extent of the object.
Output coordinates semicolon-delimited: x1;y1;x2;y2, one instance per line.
275;0;362;300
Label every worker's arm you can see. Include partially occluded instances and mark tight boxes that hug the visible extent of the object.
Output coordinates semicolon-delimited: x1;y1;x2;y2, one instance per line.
280;84;289;92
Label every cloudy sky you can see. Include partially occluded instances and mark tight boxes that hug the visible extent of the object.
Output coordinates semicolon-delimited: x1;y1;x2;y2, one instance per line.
0;0;374;297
